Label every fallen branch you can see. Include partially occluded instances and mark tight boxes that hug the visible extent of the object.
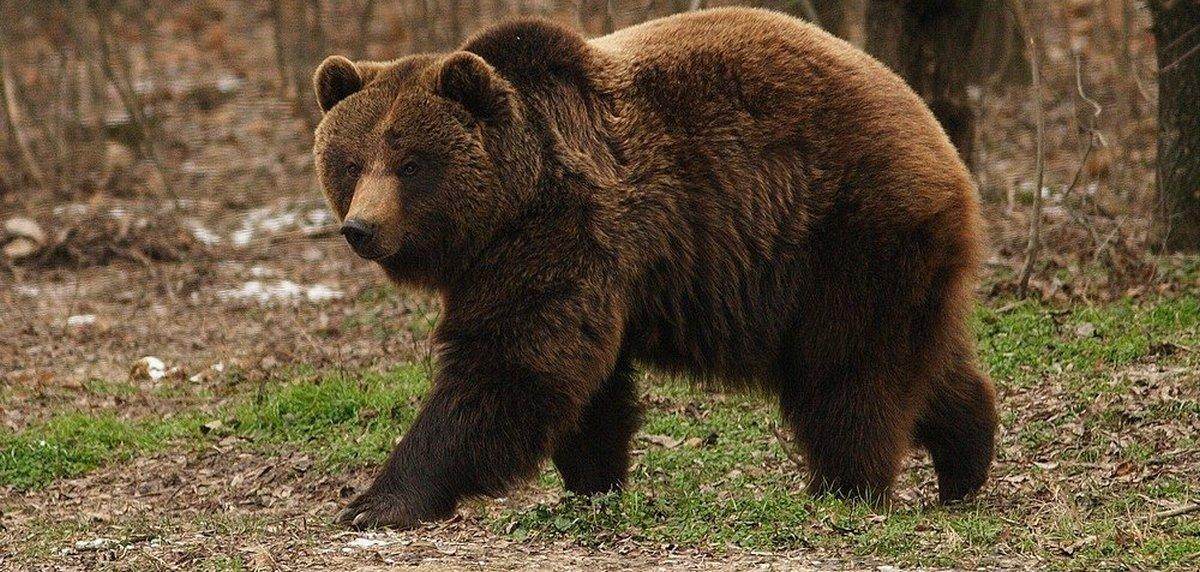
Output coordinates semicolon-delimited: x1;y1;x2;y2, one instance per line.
1154;503;1199;519
769;422;805;469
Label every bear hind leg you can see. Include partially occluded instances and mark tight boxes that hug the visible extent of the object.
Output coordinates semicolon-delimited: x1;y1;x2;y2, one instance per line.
915;358;998;503
781;378;911;504
552;358;643;495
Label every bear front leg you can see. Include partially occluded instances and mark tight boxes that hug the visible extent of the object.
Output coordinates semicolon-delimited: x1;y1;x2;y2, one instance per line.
337;369;580;529
552;357;643;495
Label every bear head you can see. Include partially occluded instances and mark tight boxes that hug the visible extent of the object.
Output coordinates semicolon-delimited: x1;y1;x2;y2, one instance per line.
312;51;540;286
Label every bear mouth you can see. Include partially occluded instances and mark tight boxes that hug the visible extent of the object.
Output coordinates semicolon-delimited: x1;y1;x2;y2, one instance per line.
345;240;394;261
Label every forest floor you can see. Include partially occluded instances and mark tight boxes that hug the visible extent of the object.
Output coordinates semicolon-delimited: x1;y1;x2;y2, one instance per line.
2;1;1197;569
2;226;1198;570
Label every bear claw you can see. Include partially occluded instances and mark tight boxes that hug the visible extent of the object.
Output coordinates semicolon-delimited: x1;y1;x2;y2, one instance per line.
337;492;420;530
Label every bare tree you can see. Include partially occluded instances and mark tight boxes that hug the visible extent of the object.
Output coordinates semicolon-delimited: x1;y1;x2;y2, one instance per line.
811;1;1017;172
810;0;864;43
1150;0;1200;251
270;0;327;125
867;1;992;170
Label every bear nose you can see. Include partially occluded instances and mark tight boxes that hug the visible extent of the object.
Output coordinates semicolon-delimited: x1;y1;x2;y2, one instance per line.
340;218;377;254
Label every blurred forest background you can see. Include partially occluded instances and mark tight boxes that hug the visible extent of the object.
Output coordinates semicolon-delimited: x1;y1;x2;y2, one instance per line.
2;1;1199;570
1;0;1198;292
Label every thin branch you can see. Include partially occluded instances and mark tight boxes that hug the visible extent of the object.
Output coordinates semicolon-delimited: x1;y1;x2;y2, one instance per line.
1160;41;1200;73
89;3;176;202
1011;0;1044;297
1161;23;1200;55
1074;53;1102;120
0;42;50;190
270;0;290;99
1063;51;1109;258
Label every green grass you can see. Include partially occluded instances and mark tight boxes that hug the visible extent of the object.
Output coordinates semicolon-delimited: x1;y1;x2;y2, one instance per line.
4;295;1199;569
0;367;429;491
230;366;428;468
976;295;1200;386
0;413;199;489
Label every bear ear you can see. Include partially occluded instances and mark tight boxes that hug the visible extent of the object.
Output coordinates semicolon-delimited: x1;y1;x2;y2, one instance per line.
313;55;363;113
435;52;512;121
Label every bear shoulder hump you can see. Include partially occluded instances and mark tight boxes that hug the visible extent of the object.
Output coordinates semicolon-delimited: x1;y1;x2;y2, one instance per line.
461;18;596;90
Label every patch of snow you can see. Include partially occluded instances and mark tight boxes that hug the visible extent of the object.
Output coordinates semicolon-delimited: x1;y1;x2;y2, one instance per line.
186;219;222;246
305;283;343;302
231;228;254;247
345;537;392;550
74;538;119;551
248;265;276;278
67;314;97;327
13;284;40;297
216;280;342;305
52;203;90;216
259;212;298;233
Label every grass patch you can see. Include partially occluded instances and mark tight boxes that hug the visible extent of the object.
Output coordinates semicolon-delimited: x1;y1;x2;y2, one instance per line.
0;413;198;489
976;295;1200;386
230;366;429;468
0;366;429;490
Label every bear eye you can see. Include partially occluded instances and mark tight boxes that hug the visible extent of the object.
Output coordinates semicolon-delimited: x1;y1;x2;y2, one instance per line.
345;161;362;177
398;161;419;177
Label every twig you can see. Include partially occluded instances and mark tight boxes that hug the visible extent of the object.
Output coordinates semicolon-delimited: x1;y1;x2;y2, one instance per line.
1074;52;1102;120
1154;503;1199;519
1161;23;1200;55
1064;53;1100;201
1064;51;1108;258
270;0;290;99
1011;0;1044;297
769;422;805;469
1159;42;1200;74
89;3;177;203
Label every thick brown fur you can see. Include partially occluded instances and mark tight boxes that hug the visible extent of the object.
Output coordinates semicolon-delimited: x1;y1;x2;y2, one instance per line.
311;7;998;529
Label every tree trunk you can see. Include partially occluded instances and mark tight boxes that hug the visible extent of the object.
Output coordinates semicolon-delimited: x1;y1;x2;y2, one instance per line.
1150;0;1200;251
841;0;868;47
865;0;984;171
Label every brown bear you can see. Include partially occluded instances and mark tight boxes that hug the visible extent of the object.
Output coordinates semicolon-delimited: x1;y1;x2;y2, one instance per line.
312;7;998;529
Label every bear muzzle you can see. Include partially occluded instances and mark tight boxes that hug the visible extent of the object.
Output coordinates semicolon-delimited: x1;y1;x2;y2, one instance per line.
342;173;402;260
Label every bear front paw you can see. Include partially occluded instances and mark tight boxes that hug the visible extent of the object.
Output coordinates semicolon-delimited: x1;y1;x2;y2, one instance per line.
336;490;452;530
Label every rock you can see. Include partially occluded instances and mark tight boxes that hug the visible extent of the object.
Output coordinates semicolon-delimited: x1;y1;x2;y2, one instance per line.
4;217;46;244
130;356;167;382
